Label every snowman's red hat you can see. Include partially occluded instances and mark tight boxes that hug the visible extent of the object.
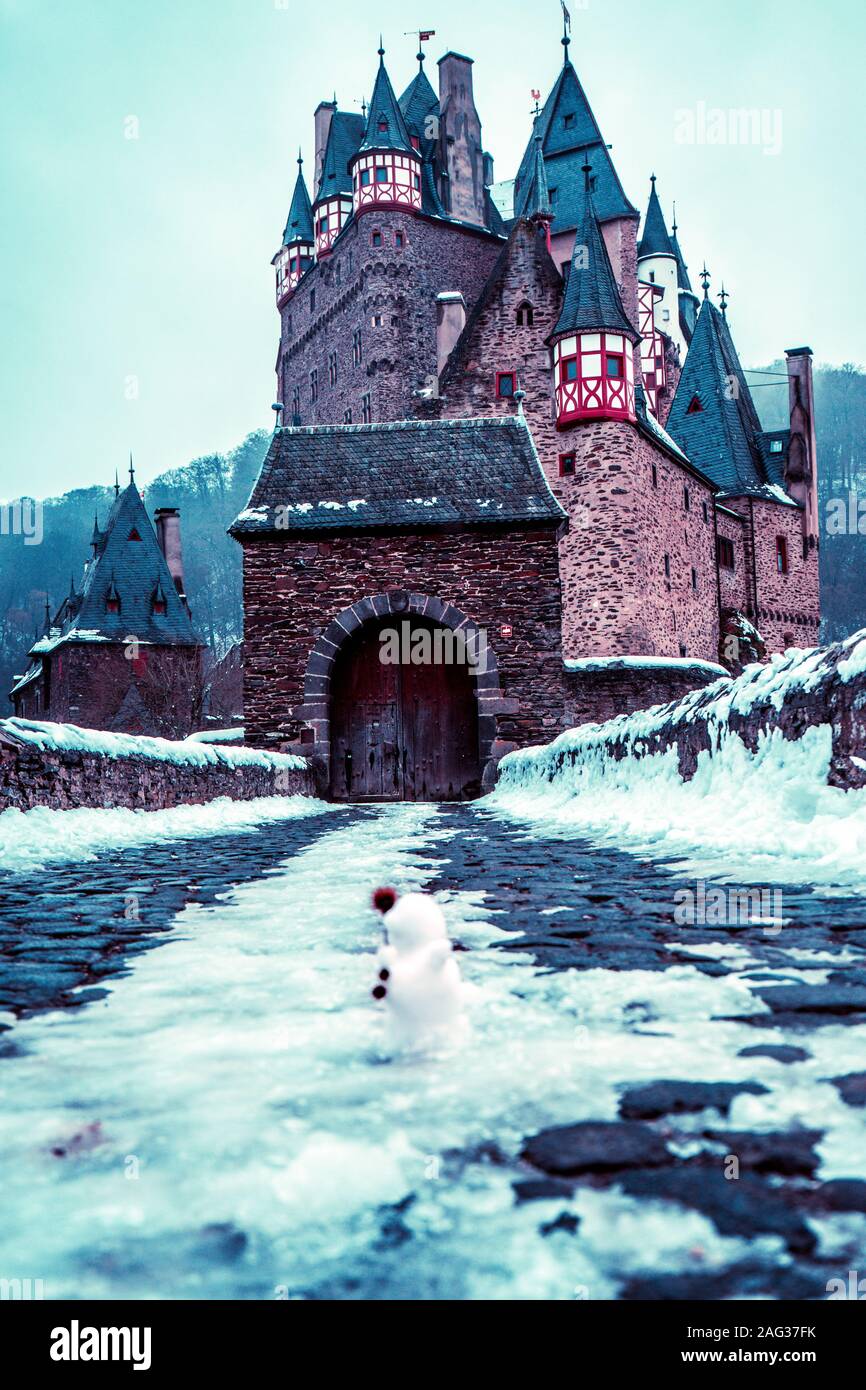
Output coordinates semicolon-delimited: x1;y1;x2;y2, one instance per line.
372;887;398;914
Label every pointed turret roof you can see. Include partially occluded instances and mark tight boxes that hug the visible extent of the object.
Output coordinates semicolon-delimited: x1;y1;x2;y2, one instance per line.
516;120;553;221
513;58;637;233
637;176;675;259
670;221;692;293
358;45;415;156
551;189;638;341
315;111;365;203
398;64;438;153
666;300;794;498
283;154;314;246
30;481;201;656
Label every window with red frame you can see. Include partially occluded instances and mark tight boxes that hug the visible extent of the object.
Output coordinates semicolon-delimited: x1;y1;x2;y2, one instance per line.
561;357;578;384
559;453;576;477
371;230;383;248
717;536;735;570
153;598;166;615
776;536;789;574
496;372;516;399
605;353;624;379
686;394;703;414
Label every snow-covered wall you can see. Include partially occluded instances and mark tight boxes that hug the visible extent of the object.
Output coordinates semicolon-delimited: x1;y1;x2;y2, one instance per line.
0;718;315;812
497;629;866;796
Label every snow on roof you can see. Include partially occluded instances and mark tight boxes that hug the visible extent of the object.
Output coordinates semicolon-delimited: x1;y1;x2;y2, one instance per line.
565;655;727;676
0;718;307;771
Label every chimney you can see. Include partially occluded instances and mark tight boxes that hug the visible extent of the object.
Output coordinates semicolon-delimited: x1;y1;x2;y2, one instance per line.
154;507;188;609
314;100;336;192
784;347;818;542
437;53;485;228
436;291;466;376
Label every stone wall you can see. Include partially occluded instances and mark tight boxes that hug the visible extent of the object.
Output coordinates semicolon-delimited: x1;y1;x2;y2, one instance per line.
279;210;502;427
563;658;727;729
0;725;314;811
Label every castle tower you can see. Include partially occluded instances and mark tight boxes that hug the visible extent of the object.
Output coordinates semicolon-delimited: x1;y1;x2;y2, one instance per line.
273;153;315;306
312;109;365;257
351;43;422;218
548;173;639;426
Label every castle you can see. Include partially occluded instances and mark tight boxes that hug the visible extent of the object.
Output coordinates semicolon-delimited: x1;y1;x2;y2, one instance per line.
230;25;819;799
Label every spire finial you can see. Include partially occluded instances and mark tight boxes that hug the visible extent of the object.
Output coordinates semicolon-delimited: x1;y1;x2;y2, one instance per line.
561;0;571;62
650;172;656;189
378;34;385;61
700;263;711;299
114;468;120;498
718;282;729;317
128;451;135;483
297;147;303;171
580;149;593;194
671;200;677;236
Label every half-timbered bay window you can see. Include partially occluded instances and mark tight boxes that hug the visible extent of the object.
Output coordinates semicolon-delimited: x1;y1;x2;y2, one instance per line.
312;195;352;258
552;332;636;424
352;150;422;215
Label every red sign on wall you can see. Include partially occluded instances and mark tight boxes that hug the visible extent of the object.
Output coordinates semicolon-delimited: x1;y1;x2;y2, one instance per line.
500;624;513;638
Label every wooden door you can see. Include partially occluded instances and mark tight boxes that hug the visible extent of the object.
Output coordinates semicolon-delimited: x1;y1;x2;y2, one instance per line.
330;618;481;802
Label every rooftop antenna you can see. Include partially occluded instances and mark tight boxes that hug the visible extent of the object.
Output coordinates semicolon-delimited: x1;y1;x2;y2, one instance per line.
700;263;711;299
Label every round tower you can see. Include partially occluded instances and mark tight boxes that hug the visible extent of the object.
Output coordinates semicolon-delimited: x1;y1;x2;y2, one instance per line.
351;42;422;218
274;152;315;306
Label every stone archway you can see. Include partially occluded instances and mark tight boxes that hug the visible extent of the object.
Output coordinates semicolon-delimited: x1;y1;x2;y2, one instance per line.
295;590;509;800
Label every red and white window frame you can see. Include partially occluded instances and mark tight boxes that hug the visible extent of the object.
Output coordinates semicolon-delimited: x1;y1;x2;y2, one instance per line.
553;331;636;424
352;150;422;215
274;241;314;305
313;195;353;258
637;280;666;416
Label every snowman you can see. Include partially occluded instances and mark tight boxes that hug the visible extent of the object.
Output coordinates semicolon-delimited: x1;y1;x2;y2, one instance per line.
370;887;466;1049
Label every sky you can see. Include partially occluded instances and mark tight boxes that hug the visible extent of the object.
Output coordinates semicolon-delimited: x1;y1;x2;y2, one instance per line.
1;0;863;499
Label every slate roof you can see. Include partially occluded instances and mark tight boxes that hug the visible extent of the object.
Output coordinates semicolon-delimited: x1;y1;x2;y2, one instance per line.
230;417;566;535
671;226;693;293
31;482;202;655
399;66;439;154
315;111;365;203
551;192;639;342
283;157;314;246
637;178;675;259
358;53;415;156
515;121;553;221
666;300;799;502
512;60;637;233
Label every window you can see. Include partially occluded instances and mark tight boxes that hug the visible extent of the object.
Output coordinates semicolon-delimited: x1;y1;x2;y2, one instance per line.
106;596;120;613
286;314;292;338
679;643;688;657
371;230;383;248
317;215;328;236
413;173;420;190
548;187;558;205
684;486;690;512
343;408;352;424
310;368;318;403
377;118;388;133
605;354;623;379
563;112;575;129
348;251;353;274
770;438;784;454
352;327;363;366
375;167;388;184
560;259;571;282
516;302;534;327
776;536;789;574
153;597;166;615
360;169;371;186
292;386;300;420
702;500;709;523
691;567;698;591
361;392;372;424
559;452;576;477
686;394;702;414
664;554;670;579
127;528;141;541
310;289;316;313
562;358;578;382
496;371;516;398
651;463;658;488
334;261;341;286
373;313;382;327
328;351;337;387
395;231;405;249
717;536;735;569
410;135;420;151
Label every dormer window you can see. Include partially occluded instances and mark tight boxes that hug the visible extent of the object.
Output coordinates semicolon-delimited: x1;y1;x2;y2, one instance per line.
410;135;420;151
153;597;166;615
770;439;784;453
496;371;516;399
106;597;120;613
686;394;703;414
127;527;141;541
377;119;388;133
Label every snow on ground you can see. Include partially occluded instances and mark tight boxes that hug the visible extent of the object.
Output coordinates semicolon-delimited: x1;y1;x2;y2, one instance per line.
0;804;863;1299
1;717;305;770
493;722;866;890
0;796;333;873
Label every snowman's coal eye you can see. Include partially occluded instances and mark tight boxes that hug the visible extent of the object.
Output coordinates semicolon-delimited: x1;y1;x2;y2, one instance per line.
379;968;390;981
